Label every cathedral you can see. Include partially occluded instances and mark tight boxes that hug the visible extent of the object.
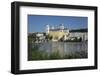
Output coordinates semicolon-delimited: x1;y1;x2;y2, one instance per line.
46;24;69;41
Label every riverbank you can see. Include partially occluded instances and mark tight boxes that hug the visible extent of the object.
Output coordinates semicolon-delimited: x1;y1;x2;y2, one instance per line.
28;49;87;61
28;41;88;61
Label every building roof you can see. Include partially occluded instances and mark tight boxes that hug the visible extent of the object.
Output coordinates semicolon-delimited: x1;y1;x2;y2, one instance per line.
49;28;68;31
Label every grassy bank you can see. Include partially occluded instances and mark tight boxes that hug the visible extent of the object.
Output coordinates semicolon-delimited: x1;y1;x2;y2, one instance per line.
28;50;87;61
28;38;87;61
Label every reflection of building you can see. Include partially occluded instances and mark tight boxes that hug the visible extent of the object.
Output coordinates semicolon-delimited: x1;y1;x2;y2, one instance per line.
46;24;69;41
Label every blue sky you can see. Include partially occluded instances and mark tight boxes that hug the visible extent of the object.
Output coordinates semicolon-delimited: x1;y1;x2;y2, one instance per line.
28;15;88;33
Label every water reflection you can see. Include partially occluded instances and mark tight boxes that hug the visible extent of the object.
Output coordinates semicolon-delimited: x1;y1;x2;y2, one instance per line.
33;41;87;57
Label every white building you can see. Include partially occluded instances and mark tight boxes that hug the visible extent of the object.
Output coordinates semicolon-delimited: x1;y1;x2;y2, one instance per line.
69;29;88;41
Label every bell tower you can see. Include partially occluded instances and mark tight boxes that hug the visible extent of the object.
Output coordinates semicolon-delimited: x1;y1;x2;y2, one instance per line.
46;24;50;34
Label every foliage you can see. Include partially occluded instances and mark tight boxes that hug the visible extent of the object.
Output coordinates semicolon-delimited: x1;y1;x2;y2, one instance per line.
45;35;53;41
28;45;87;60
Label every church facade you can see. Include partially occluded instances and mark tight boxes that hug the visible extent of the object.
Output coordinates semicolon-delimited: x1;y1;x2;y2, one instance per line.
46;24;70;41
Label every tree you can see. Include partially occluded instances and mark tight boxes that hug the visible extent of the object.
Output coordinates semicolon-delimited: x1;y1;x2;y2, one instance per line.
45;35;53;41
49;36;53;40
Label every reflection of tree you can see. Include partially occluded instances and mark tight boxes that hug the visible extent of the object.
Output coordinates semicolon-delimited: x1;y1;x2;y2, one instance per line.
28;33;38;60
28;37;33;60
79;37;82;41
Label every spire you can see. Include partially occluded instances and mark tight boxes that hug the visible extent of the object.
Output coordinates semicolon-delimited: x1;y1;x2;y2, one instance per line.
46;24;50;34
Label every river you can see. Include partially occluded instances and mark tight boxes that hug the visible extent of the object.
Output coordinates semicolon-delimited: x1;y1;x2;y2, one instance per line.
32;41;87;57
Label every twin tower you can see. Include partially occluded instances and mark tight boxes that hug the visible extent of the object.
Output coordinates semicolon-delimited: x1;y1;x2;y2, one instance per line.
46;24;66;34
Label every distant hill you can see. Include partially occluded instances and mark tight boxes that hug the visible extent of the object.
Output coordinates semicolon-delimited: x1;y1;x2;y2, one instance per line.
70;28;88;32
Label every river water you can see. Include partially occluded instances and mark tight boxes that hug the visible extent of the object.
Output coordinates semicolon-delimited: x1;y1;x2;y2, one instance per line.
35;41;88;56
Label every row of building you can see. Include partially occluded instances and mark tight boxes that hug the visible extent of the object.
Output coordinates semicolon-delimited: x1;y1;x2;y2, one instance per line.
45;24;88;42
29;24;88;43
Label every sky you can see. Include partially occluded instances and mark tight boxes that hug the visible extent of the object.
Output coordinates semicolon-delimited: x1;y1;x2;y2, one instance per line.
28;15;88;33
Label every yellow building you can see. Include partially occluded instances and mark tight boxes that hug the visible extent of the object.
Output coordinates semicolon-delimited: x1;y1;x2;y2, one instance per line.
49;31;67;41
46;24;69;41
